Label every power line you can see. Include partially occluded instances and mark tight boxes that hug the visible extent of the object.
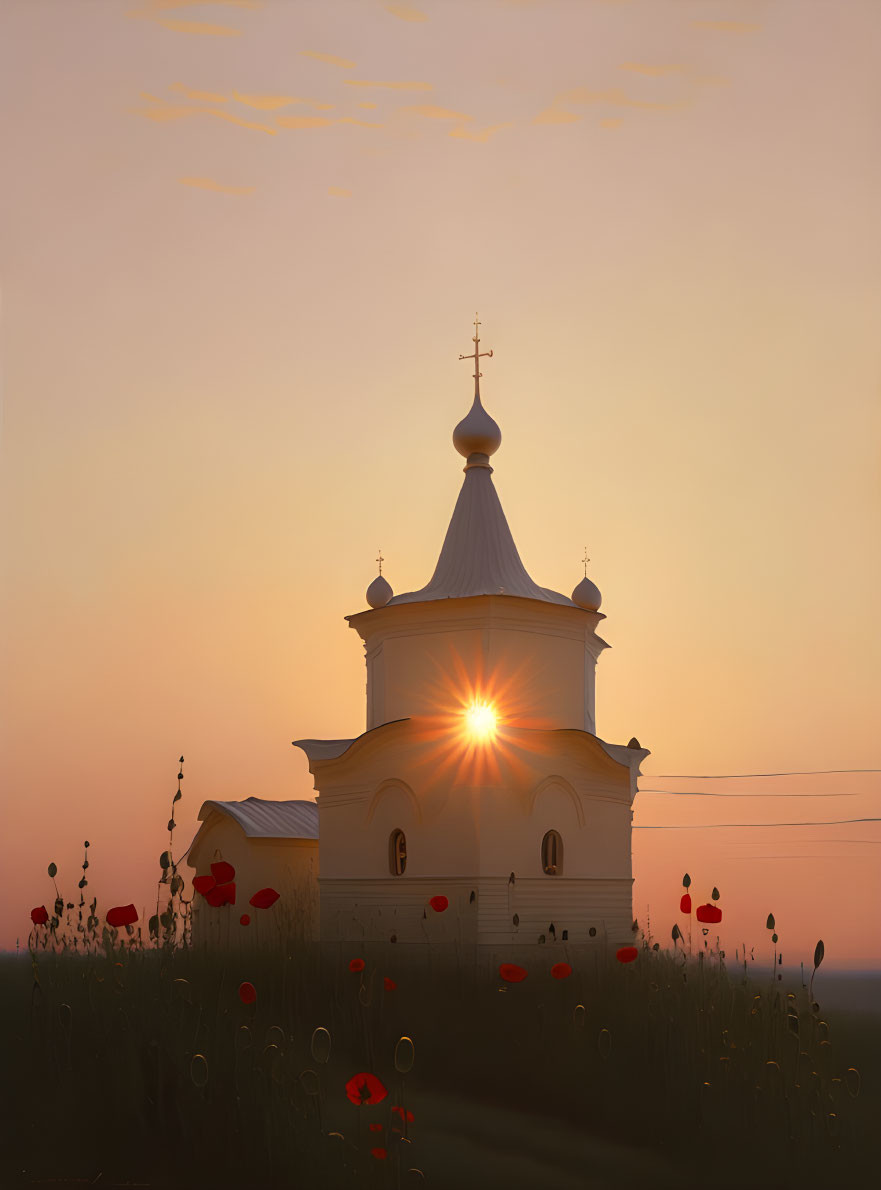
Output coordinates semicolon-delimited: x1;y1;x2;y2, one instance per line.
638;789;862;798
643;769;881;779
635;817;881;830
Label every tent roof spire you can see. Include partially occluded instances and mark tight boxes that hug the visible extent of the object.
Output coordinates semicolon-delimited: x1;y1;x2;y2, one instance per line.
387;317;578;609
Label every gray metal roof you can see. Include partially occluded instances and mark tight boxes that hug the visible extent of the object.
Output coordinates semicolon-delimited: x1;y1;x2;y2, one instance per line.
389;462;574;607
198;797;318;839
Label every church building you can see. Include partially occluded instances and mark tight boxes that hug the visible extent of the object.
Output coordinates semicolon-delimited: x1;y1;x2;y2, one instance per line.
188;320;647;948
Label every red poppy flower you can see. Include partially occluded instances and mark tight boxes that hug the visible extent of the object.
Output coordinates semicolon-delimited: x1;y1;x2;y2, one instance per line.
616;946;638;964
192;874;216;896
429;895;449;913
349;958;365;973
240;914;250;926
391;1105;415;1124
345;1072;388;1106
680;893;692;914
551;962;572;980
370;1148;387;1161
499;963;528;983
205;882;235;907
106;904;138;928
211;860;235;884
383;976;397;991
238;981;257;1004
249;887;280;910
368;1123;384;1133
696;903;722;924
30;906;49;925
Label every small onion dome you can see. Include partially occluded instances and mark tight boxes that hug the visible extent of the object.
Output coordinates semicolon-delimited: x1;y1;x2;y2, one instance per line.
453;395;502;460
366;573;393;609
572;574;602;611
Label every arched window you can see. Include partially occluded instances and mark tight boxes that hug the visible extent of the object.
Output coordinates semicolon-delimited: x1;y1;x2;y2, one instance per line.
541;830;562;876
389;829;407;876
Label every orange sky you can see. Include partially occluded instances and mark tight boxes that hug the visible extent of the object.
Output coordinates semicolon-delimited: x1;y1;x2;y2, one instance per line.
1;0;879;964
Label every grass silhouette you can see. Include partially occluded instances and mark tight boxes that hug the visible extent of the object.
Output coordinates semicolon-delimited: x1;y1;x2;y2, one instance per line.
2;922;875;1189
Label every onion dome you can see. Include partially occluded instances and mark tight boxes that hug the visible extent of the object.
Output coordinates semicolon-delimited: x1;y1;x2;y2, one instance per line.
366;573;393;609
572;574;602;611
453;394;502;462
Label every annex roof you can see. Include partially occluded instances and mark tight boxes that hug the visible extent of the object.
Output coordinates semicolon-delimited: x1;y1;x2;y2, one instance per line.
197;796;319;839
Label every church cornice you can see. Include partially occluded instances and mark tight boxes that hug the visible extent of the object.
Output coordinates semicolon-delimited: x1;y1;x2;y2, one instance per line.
347;593;609;650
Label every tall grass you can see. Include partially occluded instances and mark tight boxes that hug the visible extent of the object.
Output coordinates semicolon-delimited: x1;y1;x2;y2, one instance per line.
1;929;873;1190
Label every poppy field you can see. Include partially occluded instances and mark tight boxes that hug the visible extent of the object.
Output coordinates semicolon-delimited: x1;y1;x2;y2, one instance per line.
2;908;876;1190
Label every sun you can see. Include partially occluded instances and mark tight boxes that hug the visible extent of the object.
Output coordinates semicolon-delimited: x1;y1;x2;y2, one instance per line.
465;700;497;741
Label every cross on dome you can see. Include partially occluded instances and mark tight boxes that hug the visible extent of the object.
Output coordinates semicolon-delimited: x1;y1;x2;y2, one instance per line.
453;314;502;464
458;312;493;400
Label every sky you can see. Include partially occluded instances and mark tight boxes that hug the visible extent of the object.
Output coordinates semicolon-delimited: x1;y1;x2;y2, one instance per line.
0;0;879;965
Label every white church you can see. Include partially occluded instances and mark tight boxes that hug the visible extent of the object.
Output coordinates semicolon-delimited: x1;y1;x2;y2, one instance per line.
187;320;648;948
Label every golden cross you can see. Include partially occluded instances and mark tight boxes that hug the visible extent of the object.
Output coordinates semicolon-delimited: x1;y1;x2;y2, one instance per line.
458;312;493;399
376;548;384;576
583;547;590;577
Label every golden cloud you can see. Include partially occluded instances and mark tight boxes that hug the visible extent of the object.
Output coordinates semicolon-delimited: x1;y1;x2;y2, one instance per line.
346;79;433;91
531;107;580;125
384;2;428;20
403;104;471;120
170;83;228;103
328;186;352;197
211;109;276;133
276;115;334;129
448;122;513;142
600;117;623;129
358;101;378;109
337;117;383;128
179;176;255;195
300;50;356;69
133;99;276;133
231;91;334;111
157;18;241;35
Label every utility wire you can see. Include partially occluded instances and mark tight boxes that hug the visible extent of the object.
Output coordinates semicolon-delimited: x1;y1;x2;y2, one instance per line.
643;769;881;779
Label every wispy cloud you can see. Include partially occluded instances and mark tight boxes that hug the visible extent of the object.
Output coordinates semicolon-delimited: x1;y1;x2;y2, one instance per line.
448;122;513;142
276;114;334;130
600;117;622;129
170;83;228;103
403;104;471;120
358;101;378;109
337;116;383;128
211;108;276;133
134;96;276;133
346;79;433;91
179;176;255;195
691;20;760;34
532;107;581;125
328;186;352;197
233;91;333;111
157;18;242;35
384;2;428;20
300;50;356;69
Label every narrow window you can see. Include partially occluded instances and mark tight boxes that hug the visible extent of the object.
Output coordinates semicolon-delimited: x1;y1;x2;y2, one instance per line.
541;830;562;876
389;829;407;876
